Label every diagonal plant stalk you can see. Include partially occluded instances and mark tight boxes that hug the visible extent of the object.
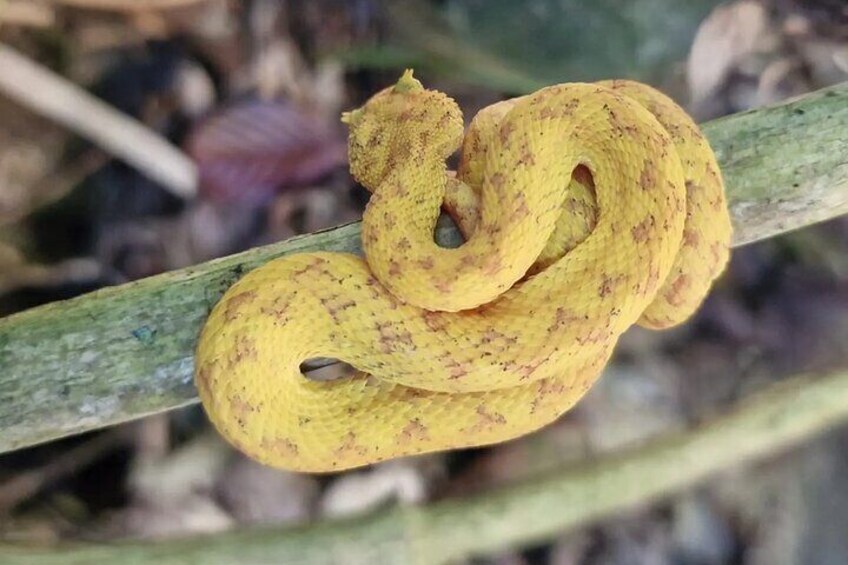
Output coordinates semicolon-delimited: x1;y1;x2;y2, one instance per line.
0;82;847;455
2;368;847;564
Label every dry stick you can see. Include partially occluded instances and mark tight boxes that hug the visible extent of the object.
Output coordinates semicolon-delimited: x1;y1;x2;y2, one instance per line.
0;429;128;515
0;81;847;455
0;1;56;28
42;0;210;10
0;44;197;198
2;369;847;564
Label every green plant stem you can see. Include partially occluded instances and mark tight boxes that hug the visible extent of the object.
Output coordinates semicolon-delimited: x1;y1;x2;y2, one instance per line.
0;82;847;454
2;369;847;564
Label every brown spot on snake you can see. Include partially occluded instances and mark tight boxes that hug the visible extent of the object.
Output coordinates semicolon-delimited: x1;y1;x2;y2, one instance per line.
666;274;692;307
640;163;658;191
397;418;430;445
262;437;299;458
224;291;257;322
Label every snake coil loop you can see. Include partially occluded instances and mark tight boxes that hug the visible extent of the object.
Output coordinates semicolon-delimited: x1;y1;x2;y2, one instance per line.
195;71;732;472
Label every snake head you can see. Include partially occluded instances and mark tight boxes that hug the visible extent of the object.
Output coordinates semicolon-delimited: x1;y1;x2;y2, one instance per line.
342;69;464;191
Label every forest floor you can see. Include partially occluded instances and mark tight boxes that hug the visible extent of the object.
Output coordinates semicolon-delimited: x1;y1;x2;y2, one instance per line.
1;1;847;563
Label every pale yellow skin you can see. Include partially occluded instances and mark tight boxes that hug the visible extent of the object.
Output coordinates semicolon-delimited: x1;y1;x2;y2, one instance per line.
195;72;732;473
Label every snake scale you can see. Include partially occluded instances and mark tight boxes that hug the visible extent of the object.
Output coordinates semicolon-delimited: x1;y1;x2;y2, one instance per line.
195;71;732;472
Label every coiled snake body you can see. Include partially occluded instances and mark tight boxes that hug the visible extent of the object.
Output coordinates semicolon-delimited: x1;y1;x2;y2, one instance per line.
195;71;731;472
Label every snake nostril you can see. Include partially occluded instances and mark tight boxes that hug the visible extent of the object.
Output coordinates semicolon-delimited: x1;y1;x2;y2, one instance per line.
300;358;357;382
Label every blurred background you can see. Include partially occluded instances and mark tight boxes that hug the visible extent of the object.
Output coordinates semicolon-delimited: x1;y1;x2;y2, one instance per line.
0;0;847;563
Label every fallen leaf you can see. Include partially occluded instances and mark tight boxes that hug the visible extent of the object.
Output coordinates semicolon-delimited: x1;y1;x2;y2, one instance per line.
215;455;319;525
319;459;442;518
687;0;774;106
184;100;347;206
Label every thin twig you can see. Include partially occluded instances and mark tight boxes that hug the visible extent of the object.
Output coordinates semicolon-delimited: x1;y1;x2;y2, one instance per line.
0;44;197;198
0;1;56;28
0;429;129;515
41;0;209;12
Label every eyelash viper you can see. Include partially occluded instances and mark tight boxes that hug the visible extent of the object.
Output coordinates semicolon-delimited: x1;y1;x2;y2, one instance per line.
194;70;732;473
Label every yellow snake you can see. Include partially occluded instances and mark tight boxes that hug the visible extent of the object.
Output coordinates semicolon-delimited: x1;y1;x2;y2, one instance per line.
195;71;732;473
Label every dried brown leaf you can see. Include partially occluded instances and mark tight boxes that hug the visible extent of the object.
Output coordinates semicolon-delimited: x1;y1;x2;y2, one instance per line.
184;100;347;206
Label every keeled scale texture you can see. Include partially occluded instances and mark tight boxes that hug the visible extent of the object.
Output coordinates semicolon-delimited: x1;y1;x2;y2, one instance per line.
195;71;732;472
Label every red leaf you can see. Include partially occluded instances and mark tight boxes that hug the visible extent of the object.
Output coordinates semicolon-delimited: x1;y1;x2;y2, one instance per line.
185;100;347;205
